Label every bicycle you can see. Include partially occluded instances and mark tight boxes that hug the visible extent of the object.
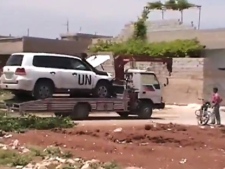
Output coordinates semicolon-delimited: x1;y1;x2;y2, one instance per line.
195;99;212;125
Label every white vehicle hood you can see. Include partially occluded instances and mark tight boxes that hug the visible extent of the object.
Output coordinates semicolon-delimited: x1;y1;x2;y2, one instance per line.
86;55;110;68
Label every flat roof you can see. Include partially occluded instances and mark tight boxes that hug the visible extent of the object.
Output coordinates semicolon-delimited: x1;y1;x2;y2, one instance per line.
12;52;80;59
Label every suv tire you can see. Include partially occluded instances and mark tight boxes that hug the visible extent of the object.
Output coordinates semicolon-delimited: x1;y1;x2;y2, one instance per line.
93;81;111;98
33;80;54;100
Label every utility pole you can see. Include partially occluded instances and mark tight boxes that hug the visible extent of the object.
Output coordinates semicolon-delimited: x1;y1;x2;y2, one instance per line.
63;19;70;33
79;27;82;33
66;20;69;33
27;28;30;36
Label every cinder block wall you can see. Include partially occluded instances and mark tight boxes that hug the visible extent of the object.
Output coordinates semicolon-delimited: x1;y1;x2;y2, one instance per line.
135;58;204;104
203;49;225;105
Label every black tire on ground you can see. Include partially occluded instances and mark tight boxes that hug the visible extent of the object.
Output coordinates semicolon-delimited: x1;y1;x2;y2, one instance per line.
70;103;90;120
54;112;70;118
138;101;153;119
33;80;54;100
93;81;111;98
117;112;129;118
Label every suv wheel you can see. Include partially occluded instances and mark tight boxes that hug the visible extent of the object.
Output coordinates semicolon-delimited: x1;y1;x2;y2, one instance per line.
33;80;54;99
93;81;111;98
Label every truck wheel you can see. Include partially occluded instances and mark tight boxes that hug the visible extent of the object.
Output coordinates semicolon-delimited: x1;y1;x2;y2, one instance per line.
93;81;111;98
33;80;54;100
138;102;153;119
117;112;129;118
70;103;90;120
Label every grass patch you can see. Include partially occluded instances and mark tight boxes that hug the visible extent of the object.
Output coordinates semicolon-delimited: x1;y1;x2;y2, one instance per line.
0;91;13;102
0;146;74;167
0;115;75;132
103;161;122;169
0;91;75;132
0;146;122;168
29;146;73;159
0;149;32;167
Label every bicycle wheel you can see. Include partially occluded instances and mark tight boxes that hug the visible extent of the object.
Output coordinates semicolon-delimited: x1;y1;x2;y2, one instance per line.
195;110;201;116
201;111;211;125
195;110;202;125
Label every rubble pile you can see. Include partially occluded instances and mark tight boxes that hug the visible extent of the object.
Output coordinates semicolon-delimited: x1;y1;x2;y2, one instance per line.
0;138;141;169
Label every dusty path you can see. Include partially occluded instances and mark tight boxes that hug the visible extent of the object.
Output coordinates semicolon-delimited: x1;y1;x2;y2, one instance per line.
8;104;225;126
73;105;225;126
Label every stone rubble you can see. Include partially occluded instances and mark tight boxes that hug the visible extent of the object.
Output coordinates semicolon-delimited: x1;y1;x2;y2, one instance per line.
0;139;143;169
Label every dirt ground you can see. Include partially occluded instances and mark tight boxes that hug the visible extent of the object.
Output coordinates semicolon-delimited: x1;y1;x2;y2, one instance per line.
4;123;225;169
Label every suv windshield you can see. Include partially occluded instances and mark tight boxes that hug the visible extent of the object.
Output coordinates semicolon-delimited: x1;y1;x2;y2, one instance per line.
141;73;159;85
6;55;24;66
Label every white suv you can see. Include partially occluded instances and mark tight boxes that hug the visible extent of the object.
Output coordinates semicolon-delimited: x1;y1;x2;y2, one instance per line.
0;52;113;99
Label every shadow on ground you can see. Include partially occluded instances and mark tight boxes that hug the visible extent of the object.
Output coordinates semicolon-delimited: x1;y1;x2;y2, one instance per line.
79;116;164;121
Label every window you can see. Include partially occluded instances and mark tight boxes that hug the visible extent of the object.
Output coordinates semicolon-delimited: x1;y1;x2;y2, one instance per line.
125;73;133;81
141;73;159;85
33;55;69;69
67;58;91;71
6;55;24;66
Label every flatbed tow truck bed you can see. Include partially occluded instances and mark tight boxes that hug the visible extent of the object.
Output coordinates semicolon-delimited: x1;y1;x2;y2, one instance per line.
4;95;162;120
4;96;131;120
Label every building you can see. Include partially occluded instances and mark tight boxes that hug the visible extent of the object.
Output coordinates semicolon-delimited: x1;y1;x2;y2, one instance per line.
0;36;92;67
60;33;112;41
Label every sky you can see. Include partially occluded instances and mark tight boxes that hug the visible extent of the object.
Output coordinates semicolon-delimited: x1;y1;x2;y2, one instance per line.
0;0;225;38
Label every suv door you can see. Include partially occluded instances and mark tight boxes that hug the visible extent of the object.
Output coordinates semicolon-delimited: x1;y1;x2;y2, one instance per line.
60;58;96;90
32;56;63;89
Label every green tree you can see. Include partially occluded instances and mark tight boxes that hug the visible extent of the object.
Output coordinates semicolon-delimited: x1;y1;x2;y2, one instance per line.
164;0;197;24
133;1;165;40
133;5;150;40
148;1;165;19
164;0;178;10
176;0;195;23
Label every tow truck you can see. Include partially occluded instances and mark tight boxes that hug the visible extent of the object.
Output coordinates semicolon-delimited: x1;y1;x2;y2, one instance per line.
5;55;173;120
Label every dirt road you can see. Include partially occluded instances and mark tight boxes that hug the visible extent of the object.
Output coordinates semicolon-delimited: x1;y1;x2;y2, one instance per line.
73;105;225;126
12;104;225;126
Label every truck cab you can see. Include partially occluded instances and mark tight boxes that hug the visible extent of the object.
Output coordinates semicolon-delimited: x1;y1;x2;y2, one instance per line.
124;69;165;109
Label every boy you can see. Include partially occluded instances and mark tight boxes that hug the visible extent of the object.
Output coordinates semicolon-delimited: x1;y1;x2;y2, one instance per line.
211;87;223;125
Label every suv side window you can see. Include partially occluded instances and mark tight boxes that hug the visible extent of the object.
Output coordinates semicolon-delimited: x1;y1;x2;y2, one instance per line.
33;55;69;69
67;58;91;71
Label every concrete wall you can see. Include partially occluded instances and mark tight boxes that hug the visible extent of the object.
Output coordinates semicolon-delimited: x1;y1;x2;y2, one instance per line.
134;58;204;104
203;49;225;105
23;37;90;55
0;36;93;56
0;39;23;54
146;29;225;49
